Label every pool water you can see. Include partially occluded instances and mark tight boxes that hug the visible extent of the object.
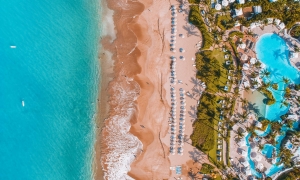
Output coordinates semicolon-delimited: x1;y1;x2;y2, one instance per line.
245;133;263;178
256;33;300;121
246;33;300;178
262;144;274;159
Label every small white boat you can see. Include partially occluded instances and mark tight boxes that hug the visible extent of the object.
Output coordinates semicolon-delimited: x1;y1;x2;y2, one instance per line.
22;100;25;107
10;46;17;48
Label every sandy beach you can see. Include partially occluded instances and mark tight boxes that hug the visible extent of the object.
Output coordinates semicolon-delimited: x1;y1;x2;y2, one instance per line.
96;0;171;179
95;0;214;179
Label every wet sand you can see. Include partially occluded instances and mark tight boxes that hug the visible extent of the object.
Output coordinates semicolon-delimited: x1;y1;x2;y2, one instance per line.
96;0;171;179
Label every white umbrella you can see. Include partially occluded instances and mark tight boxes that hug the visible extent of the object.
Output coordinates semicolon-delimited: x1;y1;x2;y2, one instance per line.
222;0;229;7
242;150;247;157
256;155;262;161
215;4;221;10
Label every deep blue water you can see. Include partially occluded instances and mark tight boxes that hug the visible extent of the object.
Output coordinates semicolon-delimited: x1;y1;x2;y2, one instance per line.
0;0;99;179
256;33;300;121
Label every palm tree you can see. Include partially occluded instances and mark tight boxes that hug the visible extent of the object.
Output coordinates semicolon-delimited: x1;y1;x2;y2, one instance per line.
278;148;293;167
254;61;262;69
260;69;270;79
282;77;290;84
271;83;278;90
240;98;248;107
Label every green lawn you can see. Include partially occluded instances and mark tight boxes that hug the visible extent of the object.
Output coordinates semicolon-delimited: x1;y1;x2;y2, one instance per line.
195;50;229;93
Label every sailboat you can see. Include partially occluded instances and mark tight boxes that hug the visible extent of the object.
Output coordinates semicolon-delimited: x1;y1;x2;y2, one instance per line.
10;46;17;48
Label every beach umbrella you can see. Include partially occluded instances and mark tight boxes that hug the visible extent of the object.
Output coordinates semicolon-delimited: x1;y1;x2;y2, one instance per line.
256;155;262;161
179;48;185;52
215;4;221;10
172;13;177;17
171;17;176;20
222;0;229;7
242;150;247;157
170;44;175;48
179;34;185;38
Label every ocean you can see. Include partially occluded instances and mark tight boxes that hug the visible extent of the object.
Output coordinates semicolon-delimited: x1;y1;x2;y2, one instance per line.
0;0;100;179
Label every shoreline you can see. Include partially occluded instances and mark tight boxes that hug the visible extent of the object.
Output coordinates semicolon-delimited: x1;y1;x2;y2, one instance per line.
93;0;116;179
96;0;173;179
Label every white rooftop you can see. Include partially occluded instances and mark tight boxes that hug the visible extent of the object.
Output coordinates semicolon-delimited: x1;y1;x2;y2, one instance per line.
235;8;243;16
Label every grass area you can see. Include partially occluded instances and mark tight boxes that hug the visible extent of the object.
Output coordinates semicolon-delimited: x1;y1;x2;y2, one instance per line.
191;49;231;166
195;50;229;93
191;93;220;151
189;5;213;49
216;15;234;30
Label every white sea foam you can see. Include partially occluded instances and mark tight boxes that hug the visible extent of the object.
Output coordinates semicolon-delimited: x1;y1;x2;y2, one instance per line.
101;78;143;180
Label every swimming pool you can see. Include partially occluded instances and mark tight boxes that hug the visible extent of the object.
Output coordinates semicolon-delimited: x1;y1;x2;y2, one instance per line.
262;144;274;159
256;33;300;121
244;133;263;178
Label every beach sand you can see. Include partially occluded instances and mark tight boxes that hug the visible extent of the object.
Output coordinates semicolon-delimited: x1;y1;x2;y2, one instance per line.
95;0;216;179
96;0;171;179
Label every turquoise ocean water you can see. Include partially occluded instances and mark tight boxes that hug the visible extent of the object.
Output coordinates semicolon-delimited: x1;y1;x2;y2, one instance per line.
0;0;99;179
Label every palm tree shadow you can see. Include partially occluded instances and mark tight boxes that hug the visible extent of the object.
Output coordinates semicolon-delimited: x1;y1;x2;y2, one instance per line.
182;24;200;37
246;102;262;117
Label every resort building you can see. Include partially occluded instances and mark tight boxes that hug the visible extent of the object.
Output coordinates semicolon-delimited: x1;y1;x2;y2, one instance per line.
233;8;243;17
253;6;262;14
278;22;286;30
238;0;245;4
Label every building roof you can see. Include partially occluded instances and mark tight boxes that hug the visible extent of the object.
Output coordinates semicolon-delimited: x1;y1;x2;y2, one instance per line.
278;22;285;30
235;8;243;16
274;19;281;25
239;0;245;4
253;6;262;14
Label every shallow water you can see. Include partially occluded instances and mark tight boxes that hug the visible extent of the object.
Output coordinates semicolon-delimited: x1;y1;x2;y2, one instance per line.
0;0;99;179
